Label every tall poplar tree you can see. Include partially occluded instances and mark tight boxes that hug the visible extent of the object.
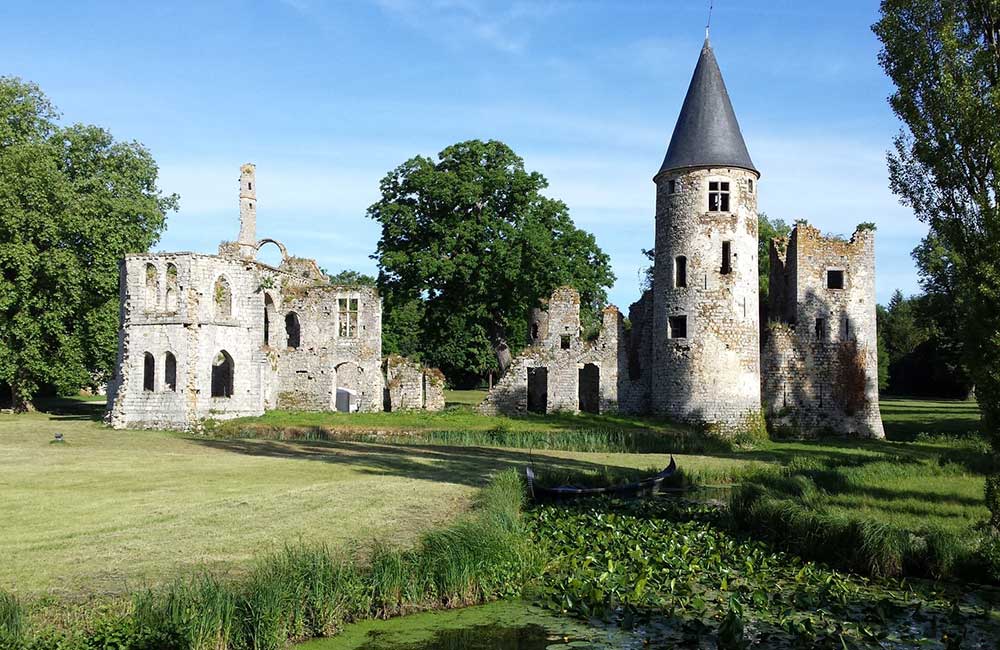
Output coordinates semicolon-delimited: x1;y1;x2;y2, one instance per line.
873;1;1000;526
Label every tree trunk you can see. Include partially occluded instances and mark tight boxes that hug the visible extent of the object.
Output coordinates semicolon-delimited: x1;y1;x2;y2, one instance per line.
10;376;35;413
494;341;512;376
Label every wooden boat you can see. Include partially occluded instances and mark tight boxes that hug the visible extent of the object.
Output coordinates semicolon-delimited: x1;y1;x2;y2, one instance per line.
525;456;677;502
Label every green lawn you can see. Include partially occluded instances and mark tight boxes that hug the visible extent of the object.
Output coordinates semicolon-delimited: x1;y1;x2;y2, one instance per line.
0;398;742;598
0;395;987;597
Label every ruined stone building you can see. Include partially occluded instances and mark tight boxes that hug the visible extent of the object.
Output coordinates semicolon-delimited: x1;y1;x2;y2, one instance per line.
481;39;884;438
106;164;442;430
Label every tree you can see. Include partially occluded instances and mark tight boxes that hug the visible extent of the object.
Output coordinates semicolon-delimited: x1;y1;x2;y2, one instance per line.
758;213;791;301
368;140;615;386
324;269;376;286
0;77;177;411
882;289;927;364
873;1;1000;526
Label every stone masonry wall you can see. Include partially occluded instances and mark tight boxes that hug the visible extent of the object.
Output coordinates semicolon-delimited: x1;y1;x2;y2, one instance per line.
761;225;884;438
651;166;762;431
479;287;622;416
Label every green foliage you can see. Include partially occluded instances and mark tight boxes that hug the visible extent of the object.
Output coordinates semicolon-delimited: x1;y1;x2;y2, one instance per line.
324;269;376;286
875;290;971;397
0;77;177;410
528;498;1000;647
10;472;534;650
874;0;1000;527
757;212;790;301
368;140;614;387
0;590;24;649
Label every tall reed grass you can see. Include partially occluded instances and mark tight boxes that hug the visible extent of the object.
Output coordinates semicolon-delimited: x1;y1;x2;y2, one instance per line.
10;471;535;650
729;466;984;581
0;590;24;650
213;423;737;455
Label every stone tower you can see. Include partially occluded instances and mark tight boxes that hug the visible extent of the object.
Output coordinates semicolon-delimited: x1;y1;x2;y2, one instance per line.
651;39;761;431
237;163;257;259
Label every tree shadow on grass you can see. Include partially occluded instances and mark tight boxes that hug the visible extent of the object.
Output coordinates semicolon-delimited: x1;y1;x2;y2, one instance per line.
188;438;644;489
34;396;106;422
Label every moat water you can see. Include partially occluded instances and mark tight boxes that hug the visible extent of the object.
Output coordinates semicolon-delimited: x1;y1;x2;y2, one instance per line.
297;601;651;650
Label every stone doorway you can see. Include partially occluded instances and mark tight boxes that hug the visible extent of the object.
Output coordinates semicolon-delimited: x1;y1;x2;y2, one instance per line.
527;367;547;414
334;362;363;412
578;363;600;414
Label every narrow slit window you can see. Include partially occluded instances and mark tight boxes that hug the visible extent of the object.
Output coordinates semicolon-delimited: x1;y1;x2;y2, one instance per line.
143;352;155;392
815;318;827;341
164;352;177;391
721;241;732;275
827;270;845;289
708;181;730;212
674;256;687;288
748;179;754;194
668;315;687;339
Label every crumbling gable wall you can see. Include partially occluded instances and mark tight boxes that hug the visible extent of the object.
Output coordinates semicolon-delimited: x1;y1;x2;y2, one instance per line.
384;356;446;412
273;284;383;413
761;224;884;438
479;287;623;416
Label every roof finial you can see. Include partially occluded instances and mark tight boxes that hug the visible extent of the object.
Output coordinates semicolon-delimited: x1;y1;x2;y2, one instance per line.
705;0;713;42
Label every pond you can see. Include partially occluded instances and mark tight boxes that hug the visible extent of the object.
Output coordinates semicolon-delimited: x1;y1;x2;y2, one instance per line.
298;601;651;650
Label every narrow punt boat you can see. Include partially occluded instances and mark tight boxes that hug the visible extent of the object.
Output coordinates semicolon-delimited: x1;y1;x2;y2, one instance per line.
525;456;677;502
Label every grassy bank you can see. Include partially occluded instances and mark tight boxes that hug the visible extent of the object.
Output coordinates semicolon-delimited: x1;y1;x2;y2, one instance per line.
729;398;992;581
1;472;536;650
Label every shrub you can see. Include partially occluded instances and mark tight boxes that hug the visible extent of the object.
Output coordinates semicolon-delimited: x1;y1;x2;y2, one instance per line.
0;591;24;650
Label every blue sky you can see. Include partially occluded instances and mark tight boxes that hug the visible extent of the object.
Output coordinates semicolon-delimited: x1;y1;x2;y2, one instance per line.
1;0;920;308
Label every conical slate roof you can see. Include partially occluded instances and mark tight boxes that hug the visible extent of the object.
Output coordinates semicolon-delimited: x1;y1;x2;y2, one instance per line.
658;39;757;176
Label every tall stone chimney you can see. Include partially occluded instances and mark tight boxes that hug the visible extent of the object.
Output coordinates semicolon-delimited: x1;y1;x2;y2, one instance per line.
238;163;257;259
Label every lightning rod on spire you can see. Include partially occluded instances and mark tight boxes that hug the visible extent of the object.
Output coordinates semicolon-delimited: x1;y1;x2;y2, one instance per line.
706;0;713;42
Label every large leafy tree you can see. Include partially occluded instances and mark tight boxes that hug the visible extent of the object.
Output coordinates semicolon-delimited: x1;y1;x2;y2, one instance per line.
758;213;791;301
368;140;614;386
873;1;1000;525
0;77;177;411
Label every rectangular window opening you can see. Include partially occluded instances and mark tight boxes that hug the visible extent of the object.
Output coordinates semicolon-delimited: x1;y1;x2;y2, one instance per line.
560;334;571;350
668;179;677;194
674;256;687;288
827;270;845;289
709;181;731;212
721;241;732;275
668;315;687;339
338;298;360;337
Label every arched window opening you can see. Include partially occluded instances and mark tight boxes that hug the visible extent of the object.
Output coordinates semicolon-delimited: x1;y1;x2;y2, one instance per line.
674;256;687;288
164;352;177;391
214;276;232;320
165;264;179;311
143;352;155;392
285;312;301;349
211;351;234;398
145;264;158;310
263;294;276;346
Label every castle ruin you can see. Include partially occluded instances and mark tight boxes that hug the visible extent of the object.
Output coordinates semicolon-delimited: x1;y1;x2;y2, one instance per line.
108;38;883;438
105;164;443;430
481;39;884;438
